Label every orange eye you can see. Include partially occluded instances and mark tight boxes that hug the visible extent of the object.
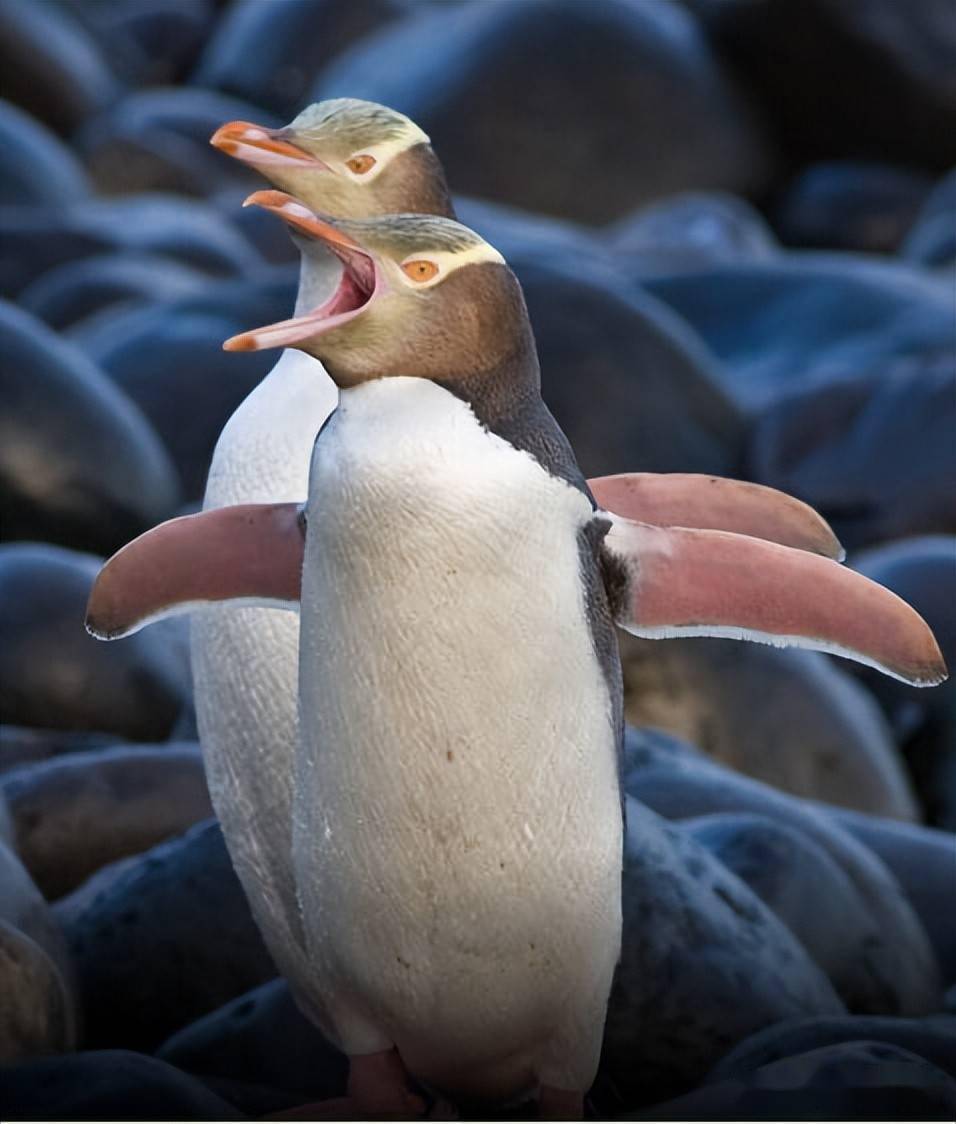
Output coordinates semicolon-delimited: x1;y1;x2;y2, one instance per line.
346;154;376;174
402;260;439;283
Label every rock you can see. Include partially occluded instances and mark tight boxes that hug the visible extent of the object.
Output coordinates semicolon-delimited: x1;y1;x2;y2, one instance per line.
64;820;276;1050
623;727;942;1016
619;636;918;821
710;1014;956;1082
193;0;403;119
317;0;773;223
0;0;120;136
2;743;212;899
0;543;190;741
0;792;11;847
606;191;777;278
158;978;347;1099
78;275;295;499
603;795;844;1105
903;169;956;268
832;809;956;989
512;257;746;479
0;301;180;554
0;194;263;297
774;162;933;254
0;921;74;1065
633;1041;956;1121
746;360;956;550
19;252;209;331
0;98;92;206
1;726;122;774
703;0;956;171
683;813;916;1013
0;1049;242;1120
644;255;955;411
77;87;279;197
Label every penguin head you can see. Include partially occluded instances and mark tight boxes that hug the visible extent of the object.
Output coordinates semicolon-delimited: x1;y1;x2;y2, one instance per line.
225;194;532;390
210;99;453;219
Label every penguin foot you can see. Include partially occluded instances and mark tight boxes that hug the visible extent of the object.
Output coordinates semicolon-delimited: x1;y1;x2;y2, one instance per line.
537;1086;583;1120
348;1047;427;1118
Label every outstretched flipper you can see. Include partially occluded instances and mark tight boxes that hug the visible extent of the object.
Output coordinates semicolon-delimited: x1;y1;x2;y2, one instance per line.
589;473;843;559
86;503;305;640
603;517;947;687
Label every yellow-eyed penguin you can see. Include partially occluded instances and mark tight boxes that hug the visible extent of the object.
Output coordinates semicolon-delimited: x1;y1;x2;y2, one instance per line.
197;100;456;1025
86;207;946;1117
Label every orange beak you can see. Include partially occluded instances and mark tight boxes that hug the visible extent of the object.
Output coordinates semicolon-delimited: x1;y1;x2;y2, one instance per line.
241;189;364;251
209;121;327;169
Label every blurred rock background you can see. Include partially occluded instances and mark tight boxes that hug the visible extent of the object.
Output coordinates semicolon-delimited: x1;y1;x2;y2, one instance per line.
1;0;954;1118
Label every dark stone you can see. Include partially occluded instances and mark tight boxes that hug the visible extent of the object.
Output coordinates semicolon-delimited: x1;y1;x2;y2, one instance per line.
703;0;956;171
773;161;934;255
623;727;942;1016
512;257;746;479
193;0;403;119
0;920;74;1065
631;1041;956;1121
710;1014;956;1083
2;743;212;899
19;252;208;332
644;255;955;411
63;820;276;1051
619;636;916;821
1;726;122;774
0;0;120;136
903;169;956;268
0;98;92;206
317;0;773;223
604;795;843;1106
0;544;190;742
747;360;956;549
77;275;295;499
158;978;347;1098
0;301;180;554
77;87;279;198
0;1049;242;1120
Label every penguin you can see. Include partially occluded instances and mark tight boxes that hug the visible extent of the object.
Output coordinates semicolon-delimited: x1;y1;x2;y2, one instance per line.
194;101;456;1027
86;208;947;1117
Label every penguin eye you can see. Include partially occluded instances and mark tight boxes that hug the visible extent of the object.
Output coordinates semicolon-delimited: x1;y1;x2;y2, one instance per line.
346;154;376;175
401;260;439;283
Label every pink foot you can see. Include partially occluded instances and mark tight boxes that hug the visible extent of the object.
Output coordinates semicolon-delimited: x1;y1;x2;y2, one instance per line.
538;1086;584;1120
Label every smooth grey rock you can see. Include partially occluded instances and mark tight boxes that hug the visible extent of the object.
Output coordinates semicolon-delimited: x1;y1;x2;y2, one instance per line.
1;726;122;774
623;727;942;1016
0;302;179;554
0;544;190;741
631;1040;956;1120
684;813;914;1013
64;819;276;1050
317;0;773;223
0;920;74;1065
2;743;211;899
158;978;347;1098
0;791;11;847
604;795;843;1104
619;635;918;821
0;1049;242;1120
710;1014;956;1082
903;169;956;268
0;97;92;205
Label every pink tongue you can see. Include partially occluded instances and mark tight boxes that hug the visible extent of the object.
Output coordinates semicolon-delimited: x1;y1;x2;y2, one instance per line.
326;270;369;316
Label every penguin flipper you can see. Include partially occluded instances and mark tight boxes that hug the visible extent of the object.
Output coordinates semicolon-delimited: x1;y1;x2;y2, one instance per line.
589;472;843;559
602;516;947;688
86;503;304;640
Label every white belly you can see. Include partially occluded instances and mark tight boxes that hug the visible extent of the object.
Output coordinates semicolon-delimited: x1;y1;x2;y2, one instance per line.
191;350;337;996
295;379;622;1096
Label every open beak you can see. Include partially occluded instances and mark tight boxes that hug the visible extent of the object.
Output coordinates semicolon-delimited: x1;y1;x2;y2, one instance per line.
224;191;380;353
210;121;328;170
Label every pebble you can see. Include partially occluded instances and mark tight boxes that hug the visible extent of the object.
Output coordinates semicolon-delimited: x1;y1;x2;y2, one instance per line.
0;543;190;741
0;301;179;554
618;636;918;821
63;819;276;1051
2;743;212;900
0;1049;242;1120
316;0;773;223
0;920;74;1065
623;727;942;1016
0;98;92;206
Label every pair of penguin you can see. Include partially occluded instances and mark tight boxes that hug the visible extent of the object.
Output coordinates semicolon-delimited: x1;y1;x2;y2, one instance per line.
87;100;947;1119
